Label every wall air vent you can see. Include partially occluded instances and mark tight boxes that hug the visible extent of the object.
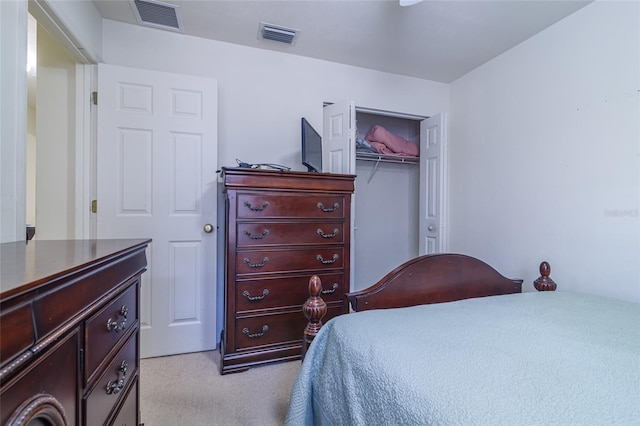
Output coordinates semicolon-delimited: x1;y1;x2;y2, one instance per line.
258;22;300;45
130;0;183;32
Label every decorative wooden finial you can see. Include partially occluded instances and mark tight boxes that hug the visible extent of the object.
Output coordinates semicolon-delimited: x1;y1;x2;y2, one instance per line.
302;275;327;360
534;261;557;291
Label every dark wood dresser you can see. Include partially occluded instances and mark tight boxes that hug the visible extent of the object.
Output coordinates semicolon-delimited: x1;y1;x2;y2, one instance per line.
220;167;355;374
0;239;150;426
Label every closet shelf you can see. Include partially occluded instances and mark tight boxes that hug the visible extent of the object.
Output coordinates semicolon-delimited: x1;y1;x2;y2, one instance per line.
356;152;419;165
357;152;419;183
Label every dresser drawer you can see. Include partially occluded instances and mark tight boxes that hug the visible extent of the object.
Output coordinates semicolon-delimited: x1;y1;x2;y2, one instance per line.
84;332;138;426
237;222;344;247
110;376;138;426
0;303;35;370
236;193;346;219
84;283;138;384
236;273;345;312
31;252;147;343
236;248;344;276
235;306;342;350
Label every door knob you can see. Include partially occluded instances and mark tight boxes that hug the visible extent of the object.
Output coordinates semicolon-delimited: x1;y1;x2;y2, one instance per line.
203;224;214;233
427;225;435;232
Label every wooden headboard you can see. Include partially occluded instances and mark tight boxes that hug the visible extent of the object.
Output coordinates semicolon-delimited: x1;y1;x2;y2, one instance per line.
301;253;527;357
345;253;523;312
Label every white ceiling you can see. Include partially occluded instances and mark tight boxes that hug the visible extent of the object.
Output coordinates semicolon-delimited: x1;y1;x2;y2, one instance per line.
93;0;592;83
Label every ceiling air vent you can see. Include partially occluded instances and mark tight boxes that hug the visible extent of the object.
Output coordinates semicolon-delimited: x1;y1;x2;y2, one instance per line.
258;22;300;45
130;0;183;32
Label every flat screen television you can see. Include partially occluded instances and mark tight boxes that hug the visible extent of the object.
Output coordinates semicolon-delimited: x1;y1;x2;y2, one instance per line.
301;117;322;172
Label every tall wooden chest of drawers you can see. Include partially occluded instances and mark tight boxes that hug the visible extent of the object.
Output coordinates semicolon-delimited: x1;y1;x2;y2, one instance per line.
0;239;150;426
220;167;355;374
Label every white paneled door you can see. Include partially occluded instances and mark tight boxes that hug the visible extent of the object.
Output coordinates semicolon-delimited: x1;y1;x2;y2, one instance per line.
322;101;356;175
322;101;356;289
419;114;446;255
97;64;218;358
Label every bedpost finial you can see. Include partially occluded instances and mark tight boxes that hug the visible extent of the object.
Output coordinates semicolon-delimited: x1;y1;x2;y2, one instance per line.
302;275;328;360
309;275;322;298
539;261;550;277
534;261;557;291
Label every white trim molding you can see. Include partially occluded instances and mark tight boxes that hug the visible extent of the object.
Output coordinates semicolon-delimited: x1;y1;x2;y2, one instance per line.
1;0;28;243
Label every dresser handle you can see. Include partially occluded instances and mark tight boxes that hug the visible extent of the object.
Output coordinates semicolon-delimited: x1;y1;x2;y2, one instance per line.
244;201;269;212
317;254;339;264
317;228;339;238
243;257;269;268
244;229;269;240
106;305;128;333
106;360;128;395
321;283;339;294
242;325;269;338
243;289;269;301
317;202;339;212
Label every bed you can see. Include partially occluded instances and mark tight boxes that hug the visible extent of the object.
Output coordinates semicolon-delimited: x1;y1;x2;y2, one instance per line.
286;254;640;425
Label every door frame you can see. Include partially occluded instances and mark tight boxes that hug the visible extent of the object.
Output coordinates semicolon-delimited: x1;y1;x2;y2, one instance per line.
29;0;98;240
75;64;97;239
1;0;28;243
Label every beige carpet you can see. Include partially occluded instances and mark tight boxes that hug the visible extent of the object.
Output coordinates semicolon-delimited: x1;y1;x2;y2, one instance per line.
140;350;301;426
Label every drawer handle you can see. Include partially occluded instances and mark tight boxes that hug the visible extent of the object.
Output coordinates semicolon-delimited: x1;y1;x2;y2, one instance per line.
321;283;339;294
317;228;339;238
243;289;269;301
106;360;128;395
244;201;269;212
317;202;339;213
243;257;269;268
242;325;269;338
317;254;339;264
106;305;129;333
243;229;269;240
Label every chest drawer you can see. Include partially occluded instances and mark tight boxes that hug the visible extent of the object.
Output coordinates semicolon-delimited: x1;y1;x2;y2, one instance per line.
236;248;344;276
84;331;138;426
235;305;343;351
236;272;345;312
237;222;344;247
236;193;345;219
84;282;138;384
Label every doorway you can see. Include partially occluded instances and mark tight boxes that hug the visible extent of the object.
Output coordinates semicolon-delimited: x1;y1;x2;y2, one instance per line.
26;12;81;241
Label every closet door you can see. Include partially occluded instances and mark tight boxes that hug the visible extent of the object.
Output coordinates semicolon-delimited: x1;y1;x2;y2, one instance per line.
419;114;447;254
323;101;356;290
322;101;356;174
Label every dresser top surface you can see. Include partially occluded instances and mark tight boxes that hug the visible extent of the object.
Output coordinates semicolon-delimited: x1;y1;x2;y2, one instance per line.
1;239;151;299
221;167;355;192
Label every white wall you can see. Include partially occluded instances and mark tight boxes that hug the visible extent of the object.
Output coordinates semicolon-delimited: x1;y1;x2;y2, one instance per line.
26;104;36;225
102;19;449;292
449;1;639;302
102;19;449;172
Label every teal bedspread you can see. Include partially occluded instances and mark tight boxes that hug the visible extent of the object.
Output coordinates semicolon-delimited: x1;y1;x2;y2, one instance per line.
285;292;640;425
